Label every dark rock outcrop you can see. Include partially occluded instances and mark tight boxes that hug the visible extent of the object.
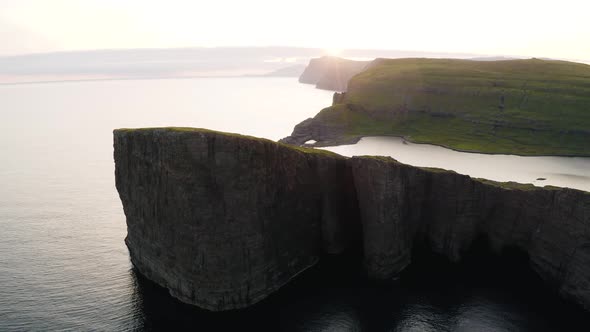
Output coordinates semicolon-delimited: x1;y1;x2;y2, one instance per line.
114;128;590;312
278;112;360;147
352;157;590;312
299;56;369;91
114;128;359;311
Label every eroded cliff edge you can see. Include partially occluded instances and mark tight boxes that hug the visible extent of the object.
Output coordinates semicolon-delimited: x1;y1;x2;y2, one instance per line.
114;128;590;312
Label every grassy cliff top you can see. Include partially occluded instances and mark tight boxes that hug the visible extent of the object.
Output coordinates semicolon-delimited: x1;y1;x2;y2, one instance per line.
114;127;342;157
351;156;587;193
311;58;590;156
116;128;587;193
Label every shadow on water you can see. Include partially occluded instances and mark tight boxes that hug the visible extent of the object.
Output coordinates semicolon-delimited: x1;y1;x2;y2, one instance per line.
130;241;590;332
130;252;366;332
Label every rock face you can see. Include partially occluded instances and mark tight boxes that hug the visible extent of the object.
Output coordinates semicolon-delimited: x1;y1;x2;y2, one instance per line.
114;128;590;312
279;95;364;147
278;112;360;147
351;157;590;311
114;128;359;311
299;56;369;91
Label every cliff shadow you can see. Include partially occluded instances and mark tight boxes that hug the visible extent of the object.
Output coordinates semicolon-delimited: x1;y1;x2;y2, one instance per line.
407;234;542;287
130;250;367;332
129;239;590;332
399;234;590;330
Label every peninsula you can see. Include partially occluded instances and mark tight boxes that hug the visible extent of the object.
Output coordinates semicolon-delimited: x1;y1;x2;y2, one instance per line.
286;58;590;156
114;128;590;312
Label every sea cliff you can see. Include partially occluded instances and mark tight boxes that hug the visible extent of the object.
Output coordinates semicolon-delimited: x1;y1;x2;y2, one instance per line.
114;127;590;312
114;128;359;311
299;56;368;91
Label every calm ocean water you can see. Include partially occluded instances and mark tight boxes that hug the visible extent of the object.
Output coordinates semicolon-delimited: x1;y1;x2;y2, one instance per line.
0;77;589;331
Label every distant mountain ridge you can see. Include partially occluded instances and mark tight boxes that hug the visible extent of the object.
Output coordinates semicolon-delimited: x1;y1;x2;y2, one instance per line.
262;64;307;77
2;47;587;85
0;46;512;85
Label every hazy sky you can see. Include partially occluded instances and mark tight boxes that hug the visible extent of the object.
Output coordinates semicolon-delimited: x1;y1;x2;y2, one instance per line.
1;0;588;60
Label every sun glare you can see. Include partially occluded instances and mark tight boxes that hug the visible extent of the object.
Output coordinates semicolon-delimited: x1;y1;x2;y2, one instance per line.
322;48;342;56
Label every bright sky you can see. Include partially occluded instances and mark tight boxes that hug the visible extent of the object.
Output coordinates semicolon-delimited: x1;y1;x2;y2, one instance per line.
1;0;588;60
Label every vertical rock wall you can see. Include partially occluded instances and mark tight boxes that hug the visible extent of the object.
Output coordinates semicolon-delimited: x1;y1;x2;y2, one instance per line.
115;128;590;312
114;128;358;311
350;156;590;310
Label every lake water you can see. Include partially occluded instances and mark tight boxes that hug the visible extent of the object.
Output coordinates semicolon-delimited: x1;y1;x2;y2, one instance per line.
0;77;589;331
323;137;590;192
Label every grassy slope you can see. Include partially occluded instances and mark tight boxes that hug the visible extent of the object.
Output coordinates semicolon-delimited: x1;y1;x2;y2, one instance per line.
318;58;590;155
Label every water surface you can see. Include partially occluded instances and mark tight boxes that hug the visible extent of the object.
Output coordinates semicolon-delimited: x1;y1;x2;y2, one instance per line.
0;77;330;330
324;136;590;192
0;77;588;331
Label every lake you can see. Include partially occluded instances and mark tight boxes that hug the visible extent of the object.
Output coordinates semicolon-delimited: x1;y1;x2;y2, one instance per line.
323;137;590;192
0;77;589;331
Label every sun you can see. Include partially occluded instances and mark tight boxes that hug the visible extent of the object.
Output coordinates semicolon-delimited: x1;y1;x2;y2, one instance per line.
322;48;343;56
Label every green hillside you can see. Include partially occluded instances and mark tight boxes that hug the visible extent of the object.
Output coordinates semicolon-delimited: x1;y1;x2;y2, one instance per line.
299;58;590;156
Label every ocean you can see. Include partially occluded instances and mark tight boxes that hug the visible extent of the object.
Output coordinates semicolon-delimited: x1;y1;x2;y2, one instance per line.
1;77;588;331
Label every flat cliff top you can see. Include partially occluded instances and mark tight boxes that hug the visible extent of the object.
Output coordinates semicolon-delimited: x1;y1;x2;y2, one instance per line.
114;127;342;157
353;155;589;194
287;58;590;156
116;128;588;194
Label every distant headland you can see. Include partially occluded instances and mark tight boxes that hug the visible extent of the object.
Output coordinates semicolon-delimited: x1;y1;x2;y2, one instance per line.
286;57;590;156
